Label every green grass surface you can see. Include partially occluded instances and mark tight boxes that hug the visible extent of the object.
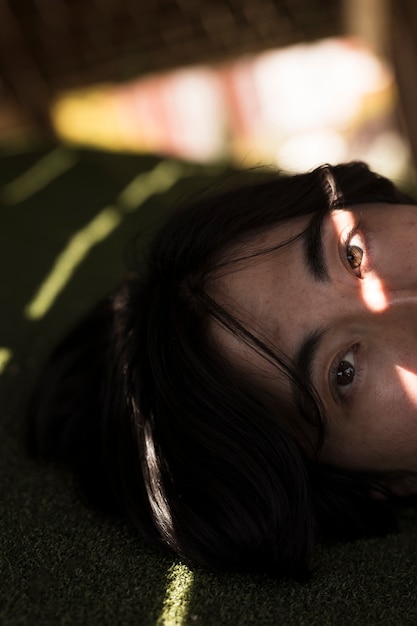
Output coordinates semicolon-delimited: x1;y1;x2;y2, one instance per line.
2;145;417;625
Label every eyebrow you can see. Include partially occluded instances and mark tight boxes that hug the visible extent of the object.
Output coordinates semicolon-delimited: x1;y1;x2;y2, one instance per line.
294;211;331;393
302;211;330;282
294;328;327;396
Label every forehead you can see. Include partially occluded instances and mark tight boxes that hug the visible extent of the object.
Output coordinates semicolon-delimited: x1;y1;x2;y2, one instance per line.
214;214;311;351
207;214;319;408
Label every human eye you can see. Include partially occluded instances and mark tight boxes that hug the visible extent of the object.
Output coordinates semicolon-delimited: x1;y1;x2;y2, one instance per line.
344;229;365;277
331;346;357;399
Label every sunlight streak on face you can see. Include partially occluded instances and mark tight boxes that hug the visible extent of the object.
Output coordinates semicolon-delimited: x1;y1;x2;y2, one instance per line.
330;209;389;312
395;364;417;410
360;275;388;312
329;208;356;233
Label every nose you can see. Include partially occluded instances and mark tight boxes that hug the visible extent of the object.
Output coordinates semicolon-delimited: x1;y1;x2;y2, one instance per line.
360;274;388;313
357;270;417;315
325;268;417;325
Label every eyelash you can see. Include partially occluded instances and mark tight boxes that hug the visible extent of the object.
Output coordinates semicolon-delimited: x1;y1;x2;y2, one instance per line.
330;343;364;402
342;222;374;277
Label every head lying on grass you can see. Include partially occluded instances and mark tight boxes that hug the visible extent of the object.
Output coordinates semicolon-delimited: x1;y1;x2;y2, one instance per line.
29;162;417;578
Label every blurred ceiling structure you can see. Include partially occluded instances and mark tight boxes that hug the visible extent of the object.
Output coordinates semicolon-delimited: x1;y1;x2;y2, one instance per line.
0;0;416;178
0;0;343;132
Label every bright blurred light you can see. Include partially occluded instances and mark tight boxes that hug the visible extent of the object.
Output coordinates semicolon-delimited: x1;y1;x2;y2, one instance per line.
0;348;12;375
360;275;388;312
52;67;226;162
277;130;348;171
50;37;409;178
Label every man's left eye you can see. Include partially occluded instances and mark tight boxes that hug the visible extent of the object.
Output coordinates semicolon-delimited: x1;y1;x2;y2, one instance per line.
346;233;364;277
334;348;356;398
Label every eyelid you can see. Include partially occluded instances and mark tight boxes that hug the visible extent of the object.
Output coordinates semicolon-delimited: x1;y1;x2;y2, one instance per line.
339;221;372;277
329;344;357;402
329;343;363;404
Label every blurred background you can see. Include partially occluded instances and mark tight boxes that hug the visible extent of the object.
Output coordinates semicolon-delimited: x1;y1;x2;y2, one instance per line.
1;0;417;180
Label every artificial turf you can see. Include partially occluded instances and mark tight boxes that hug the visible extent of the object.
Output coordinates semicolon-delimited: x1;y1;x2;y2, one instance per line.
2;144;417;626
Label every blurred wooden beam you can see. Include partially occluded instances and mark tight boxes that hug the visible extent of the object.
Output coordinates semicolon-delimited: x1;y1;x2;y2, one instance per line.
342;0;390;59
391;0;417;171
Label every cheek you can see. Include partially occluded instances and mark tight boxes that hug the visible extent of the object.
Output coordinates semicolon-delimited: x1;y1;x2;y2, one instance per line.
367;213;417;288
383;239;417;284
392;365;417;413
368;362;417;431
321;369;417;472
353;370;417;470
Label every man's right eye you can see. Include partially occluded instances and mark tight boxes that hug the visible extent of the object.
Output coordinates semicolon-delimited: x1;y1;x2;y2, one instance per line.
345;231;364;277
331;346;359;400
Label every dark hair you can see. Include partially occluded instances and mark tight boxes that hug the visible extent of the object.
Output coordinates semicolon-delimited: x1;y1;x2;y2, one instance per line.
28;162;416;578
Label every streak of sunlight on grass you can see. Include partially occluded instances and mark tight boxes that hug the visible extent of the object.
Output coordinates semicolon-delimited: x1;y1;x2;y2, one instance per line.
1;147;78;205
25;207;121;320
24;160;188;320
117;160;186;212
0;348;12;375
157;563;194;626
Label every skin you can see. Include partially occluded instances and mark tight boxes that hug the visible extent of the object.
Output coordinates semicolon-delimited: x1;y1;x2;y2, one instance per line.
215;203;417;492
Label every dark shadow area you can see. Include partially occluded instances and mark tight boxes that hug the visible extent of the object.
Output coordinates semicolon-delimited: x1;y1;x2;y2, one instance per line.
0;145;230;625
